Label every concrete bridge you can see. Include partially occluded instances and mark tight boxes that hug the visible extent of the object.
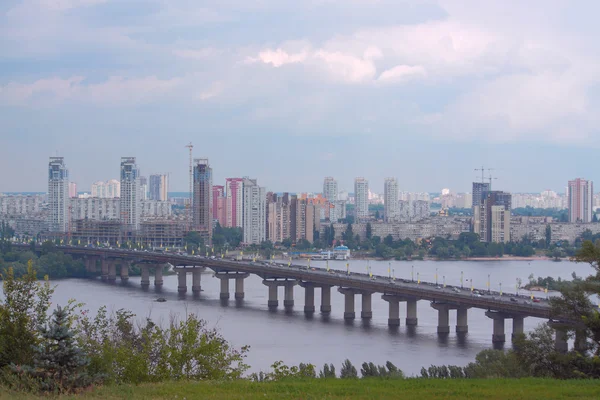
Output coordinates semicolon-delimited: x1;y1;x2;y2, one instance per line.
16;244;581;351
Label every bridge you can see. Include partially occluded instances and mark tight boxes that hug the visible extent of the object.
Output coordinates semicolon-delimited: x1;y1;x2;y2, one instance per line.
15;244;581;351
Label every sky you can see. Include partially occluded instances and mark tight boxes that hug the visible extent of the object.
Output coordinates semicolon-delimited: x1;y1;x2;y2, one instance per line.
1;0;600;194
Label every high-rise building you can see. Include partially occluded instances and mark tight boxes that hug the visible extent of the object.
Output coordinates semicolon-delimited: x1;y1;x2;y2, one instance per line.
119;157;141;231
323;177;338;202
225;178;244;228
242;178;266;245
474;191;511;243
149;174;169;201
472;182;491;238
91;179;120;198
568;178;593;223
267;193;291;243
68;182;77;198
139;176;148;201
290;196;315;243
212;185;226;227
47;157;69;232
354;177;369;220
384;177;399;222
193;159;212;242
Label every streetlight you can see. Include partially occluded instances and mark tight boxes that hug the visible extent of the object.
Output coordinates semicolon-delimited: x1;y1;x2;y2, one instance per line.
417;272;421;284
411;265;414;282
435;268;438;286
461;271;464;289
388;262;391;279
487;274;491;294
443;275;446;288
499;282;502;296
516;278;520;296
392;268;395;282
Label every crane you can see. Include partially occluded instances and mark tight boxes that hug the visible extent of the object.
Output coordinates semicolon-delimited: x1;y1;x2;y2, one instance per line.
474;166;494;184
185;142;193;232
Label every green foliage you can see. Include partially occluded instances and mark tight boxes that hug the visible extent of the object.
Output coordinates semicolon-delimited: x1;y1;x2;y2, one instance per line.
360;361;404;378
319;363;336;378
340;359;357;379
249;361;316;382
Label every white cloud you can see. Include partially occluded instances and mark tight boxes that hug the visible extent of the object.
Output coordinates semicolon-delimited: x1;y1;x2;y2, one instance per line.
377;65;426;84
0;75;182;107
246;48;309;67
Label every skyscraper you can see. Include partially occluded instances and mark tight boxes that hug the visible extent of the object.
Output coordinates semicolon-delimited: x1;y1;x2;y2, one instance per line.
568;178;593;223
354;177;369;220
149;174;169;201
193;159;212;242
225;178;244;228
242;178;266;245
267;193;291;243
474;190;511;243
119;157;141;231
384;177;399;222
68;182;77;198
212;185;226;227
323;177;338;202
48;157;69;232
472;182;491;238
139;176;148;201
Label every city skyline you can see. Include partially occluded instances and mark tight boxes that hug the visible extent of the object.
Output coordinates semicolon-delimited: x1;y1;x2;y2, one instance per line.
2;1;600;193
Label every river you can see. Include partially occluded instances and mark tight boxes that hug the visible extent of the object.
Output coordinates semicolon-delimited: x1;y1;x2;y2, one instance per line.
3;258;593;376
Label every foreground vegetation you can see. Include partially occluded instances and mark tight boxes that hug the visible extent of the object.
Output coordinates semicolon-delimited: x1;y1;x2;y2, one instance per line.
2;378;599;399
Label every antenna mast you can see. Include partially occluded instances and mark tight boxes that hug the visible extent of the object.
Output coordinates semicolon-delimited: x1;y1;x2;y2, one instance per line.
185;142;194;232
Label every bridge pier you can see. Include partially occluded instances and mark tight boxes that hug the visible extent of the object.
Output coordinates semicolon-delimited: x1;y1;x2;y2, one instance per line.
154;265;163;287
406;298;418;326
193;269;202;294
485;311;506;343
431;303;450;334
217;273;250;300
140;265;150;288
101;259;109;281
120;264;129;282
283;281;295;311
107;261;117;283
320;285;332;314
512;316;525;340
300;282;316;315
338;288;356;320
555;329;569;353
456;307;469;333
361;292;373;319
178;270;187;293
575;330;587;353
382;295;401;327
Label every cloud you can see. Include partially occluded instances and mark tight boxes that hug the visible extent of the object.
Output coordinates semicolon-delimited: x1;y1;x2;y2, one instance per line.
246;48;309;67
377;65;426;84
0;75;182;107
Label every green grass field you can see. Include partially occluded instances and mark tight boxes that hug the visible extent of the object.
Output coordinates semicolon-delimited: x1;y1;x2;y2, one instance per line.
2;378;600;400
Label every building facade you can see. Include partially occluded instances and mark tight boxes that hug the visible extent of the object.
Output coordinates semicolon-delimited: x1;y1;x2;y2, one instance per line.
242;178;266;245
384;177;399;222
149;174;169;201
193;159;212;242
47;157;69;232
119;157;141;231
354;177;369;221
568;178;593;223
212;185;226;227
225;178;244;228
91;179;120;198
323;177;338;202
267;193;291;243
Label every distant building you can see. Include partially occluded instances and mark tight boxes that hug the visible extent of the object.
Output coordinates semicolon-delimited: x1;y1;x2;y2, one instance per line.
568;178;593;223
149;174;169;201
474;191;512;243
91;179;121;198
193;159;212;242
323;177;338;202
212;185;226;227
267;192;291;243
384;177;399;222
226;178;244;228
68;182;77;198
139;176;148;201
47;157;69;232
242;178;266;245
119;157;141;232
354;177;369;220
290;195;315;243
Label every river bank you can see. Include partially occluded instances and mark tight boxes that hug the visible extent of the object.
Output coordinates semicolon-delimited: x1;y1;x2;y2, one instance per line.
344;255;556;262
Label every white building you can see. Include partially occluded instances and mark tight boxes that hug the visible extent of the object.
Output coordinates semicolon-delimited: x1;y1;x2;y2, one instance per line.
0;194;44;216
242;178;266;245
354;177;369;220
47;157;69;232
119;157;141;231
384;177;399;222
68;182;77;198
329;200;346;223
71;198;120;221
323;177;338;202
568;178;593;223
91;179;120;198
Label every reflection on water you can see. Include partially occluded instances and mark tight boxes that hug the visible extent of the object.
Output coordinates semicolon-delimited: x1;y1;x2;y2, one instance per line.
3;259;591;376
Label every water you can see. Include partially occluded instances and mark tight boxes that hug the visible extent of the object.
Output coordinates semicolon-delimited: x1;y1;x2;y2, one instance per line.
3;259;592;376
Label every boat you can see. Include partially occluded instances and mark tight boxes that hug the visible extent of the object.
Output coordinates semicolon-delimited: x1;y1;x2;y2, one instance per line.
156;298;167;302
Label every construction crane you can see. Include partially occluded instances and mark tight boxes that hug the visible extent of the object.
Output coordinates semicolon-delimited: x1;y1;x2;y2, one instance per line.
474;166;494;184
185;142;193;232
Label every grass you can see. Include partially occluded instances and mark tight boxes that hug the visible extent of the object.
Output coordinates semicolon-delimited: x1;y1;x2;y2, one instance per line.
2;378;600;400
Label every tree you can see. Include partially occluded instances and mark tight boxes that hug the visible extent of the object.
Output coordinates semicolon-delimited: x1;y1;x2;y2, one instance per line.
24;306;95;392
545;225;552;248
375;210;380;220
366;223;372;239
340;359;358;378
